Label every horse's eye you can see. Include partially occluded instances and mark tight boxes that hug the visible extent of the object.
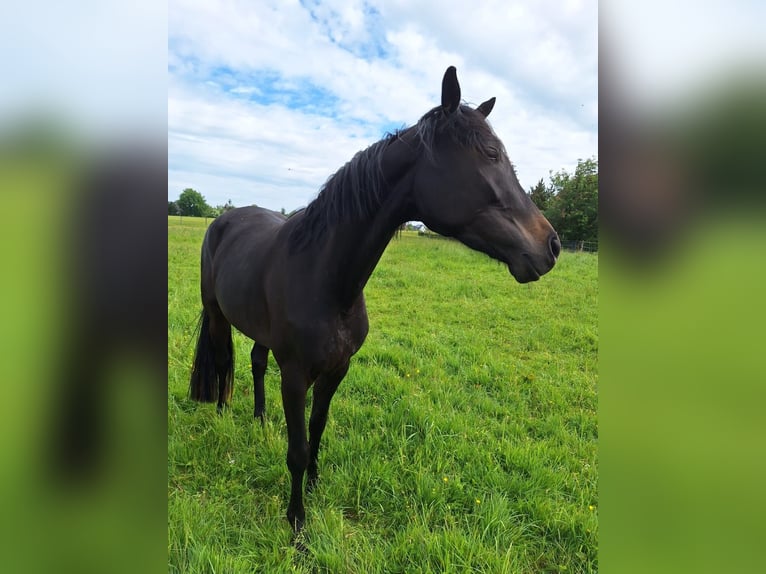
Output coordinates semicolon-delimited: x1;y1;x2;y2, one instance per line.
486;147;499;161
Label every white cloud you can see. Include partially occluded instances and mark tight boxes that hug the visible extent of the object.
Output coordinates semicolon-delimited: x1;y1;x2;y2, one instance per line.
169;82;381;209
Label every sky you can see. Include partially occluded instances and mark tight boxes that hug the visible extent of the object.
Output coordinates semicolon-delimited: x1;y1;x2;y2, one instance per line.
168;0;598;212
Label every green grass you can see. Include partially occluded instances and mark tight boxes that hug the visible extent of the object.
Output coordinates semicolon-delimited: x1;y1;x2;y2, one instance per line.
168;217;598;573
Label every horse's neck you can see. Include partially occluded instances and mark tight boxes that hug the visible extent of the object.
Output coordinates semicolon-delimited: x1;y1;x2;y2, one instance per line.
323;145;417;308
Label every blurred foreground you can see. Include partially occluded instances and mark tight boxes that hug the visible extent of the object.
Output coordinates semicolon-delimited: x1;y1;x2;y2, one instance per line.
0;2;167;573
601;2;766;572
0;133;167;574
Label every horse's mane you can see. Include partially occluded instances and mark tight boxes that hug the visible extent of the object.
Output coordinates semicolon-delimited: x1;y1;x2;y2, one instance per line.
288;134;394;252
288;104;508;251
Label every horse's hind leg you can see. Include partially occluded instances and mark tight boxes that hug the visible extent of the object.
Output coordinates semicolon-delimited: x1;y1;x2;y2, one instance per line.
206;305;234;414
307;361;350;492
251;343;269;423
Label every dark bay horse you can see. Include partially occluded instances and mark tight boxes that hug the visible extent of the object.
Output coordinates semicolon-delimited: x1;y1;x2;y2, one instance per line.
189;67;560;532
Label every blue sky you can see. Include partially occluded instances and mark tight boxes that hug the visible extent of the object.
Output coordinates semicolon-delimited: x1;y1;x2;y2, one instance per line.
168;0;598;212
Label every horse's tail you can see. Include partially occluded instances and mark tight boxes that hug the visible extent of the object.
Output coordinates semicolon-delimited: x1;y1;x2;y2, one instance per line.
189;309;233;403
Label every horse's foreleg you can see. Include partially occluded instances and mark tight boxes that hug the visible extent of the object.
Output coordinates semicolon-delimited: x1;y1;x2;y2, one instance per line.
307;361;349;492
280;365;309;532
251;343;269;424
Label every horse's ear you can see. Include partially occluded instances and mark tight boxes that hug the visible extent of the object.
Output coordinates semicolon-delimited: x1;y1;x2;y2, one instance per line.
477;97;496;118
441;66;461;114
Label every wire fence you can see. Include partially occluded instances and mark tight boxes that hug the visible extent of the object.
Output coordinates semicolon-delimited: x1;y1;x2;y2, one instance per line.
559;239;598;253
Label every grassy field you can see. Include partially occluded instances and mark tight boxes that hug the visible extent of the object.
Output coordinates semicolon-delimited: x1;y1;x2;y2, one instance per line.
168;216;598;573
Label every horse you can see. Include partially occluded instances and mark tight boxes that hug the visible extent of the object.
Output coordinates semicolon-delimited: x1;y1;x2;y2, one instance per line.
189;66;561;532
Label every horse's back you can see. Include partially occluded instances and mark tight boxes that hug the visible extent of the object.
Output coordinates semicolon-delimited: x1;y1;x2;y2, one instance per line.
203;207;284;265
205;206;285;248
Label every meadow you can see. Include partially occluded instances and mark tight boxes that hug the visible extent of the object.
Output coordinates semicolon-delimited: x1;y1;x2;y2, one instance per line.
168;216;598;573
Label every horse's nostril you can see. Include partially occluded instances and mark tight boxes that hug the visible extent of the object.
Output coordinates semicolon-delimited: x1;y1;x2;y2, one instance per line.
549;233;561;258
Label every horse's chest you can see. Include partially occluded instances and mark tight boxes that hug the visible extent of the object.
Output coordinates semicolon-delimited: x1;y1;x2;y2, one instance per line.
280;294;369;374
321;317;366;361
299;312;368;373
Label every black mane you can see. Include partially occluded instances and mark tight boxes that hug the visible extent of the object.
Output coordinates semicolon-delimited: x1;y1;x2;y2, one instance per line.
288;104;508;251
288;134;396;251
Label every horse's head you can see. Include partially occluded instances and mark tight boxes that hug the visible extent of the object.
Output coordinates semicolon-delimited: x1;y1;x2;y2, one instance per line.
410;67;560;283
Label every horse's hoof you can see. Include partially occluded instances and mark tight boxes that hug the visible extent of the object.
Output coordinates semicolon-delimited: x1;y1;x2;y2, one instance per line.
288;513;305;534
292;532;308;554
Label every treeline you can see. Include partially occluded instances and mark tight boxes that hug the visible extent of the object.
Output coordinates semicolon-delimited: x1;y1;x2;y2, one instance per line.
528;157;598;243
168;188;235;218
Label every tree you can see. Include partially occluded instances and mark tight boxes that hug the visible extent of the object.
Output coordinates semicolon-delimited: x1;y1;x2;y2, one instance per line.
528;178;554;211
211;199;236;217
168;200;179;215
176;188;211;217
545;158;598;243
